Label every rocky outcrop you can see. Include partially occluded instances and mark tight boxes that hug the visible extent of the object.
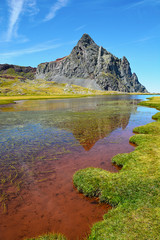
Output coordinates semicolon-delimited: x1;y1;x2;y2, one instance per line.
0;64;36;80
36;34;147;93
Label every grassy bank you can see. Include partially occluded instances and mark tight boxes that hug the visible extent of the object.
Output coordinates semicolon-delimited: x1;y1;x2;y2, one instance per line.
73;96;160;239
0;94;99;105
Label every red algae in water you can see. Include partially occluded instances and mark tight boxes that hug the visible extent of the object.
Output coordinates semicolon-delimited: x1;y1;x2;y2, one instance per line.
0;137;134;240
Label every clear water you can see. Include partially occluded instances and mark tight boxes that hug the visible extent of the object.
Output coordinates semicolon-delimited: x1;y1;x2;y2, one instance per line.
0;95;158;240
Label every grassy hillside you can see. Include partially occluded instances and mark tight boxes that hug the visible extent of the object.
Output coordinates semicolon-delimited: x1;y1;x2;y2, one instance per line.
0;72;153;106
0;73;104;96
0;73;120;105
73;97;160;239
0;66;35;79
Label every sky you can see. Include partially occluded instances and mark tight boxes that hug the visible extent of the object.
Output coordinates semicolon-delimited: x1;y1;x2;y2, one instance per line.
0;0;160;92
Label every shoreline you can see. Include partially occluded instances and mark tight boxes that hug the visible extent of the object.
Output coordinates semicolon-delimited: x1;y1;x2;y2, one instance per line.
0;92;157;106
73;96;160;239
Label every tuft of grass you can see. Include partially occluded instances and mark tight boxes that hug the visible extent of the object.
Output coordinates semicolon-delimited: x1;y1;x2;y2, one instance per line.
73;96;160;239
25;233;67;240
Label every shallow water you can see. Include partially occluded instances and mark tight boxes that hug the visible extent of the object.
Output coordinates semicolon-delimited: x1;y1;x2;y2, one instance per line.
0;95;158;240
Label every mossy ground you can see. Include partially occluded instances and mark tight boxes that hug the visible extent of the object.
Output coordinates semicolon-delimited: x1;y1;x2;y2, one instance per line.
73;97;160;239
25;233;67;240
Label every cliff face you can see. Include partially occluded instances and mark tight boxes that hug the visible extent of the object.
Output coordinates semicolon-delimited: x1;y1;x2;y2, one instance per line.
36;34;147;93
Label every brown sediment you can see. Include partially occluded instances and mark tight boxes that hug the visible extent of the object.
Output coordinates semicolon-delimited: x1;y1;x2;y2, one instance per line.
0;133;134;240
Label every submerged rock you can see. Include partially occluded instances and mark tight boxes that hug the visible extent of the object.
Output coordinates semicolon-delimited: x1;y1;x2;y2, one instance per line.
36;34;148;93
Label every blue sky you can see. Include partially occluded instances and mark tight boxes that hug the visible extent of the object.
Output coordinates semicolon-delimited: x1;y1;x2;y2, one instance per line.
0;0;160;92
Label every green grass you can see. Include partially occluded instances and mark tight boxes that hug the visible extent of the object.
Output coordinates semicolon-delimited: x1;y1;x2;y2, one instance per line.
139;97;160;110
0;73;153;105
0;73;122;105
0;67;35;79
0;99;15;105
25;233;67;240
73;96;160;239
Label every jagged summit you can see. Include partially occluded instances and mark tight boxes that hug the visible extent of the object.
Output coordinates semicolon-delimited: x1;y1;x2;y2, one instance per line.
36;34;148;93
77;33;96;48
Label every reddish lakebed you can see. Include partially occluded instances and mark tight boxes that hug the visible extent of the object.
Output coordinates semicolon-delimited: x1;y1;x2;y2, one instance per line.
0;95;158;240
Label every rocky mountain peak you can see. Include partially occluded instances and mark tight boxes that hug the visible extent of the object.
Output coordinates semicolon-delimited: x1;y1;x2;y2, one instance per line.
36;34;148;93
77;33;96;48
122;56;129;63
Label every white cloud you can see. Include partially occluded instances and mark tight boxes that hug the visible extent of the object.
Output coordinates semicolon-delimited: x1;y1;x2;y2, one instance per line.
75;25;86;32
125;0;160;10
24;0;39;16
44;0;69;22
0;41;62;59
6;0;25;41
6;0;38;42
133;36;155;43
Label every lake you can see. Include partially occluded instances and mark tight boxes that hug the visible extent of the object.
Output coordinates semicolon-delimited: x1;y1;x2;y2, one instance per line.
0;95;158;240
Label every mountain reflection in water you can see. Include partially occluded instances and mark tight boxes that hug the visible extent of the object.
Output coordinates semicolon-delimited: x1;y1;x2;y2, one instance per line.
52;100;137;151
0;95;157;240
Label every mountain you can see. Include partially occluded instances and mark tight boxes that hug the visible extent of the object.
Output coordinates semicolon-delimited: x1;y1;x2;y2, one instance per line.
36;34;147;93
0;64;36;80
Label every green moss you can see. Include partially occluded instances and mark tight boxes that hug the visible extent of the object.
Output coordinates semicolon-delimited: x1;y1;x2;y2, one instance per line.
73;96;160;239
152;112;160;120
139;97;160;111
6;68;17;75
133;121;160;134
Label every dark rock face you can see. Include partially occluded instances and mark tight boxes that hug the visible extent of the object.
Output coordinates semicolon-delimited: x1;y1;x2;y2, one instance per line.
36;34;147;92
0;64;36;80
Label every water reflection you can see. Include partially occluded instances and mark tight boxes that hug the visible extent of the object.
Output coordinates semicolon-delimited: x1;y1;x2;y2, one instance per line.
0;95;158;240
0;97;148;207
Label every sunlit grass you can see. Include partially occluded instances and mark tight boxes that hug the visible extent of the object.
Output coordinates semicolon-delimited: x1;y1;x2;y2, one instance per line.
73;96;160;239
0;74;121;105
0;73;152;105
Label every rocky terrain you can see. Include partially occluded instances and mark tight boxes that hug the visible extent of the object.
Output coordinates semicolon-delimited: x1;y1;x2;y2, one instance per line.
36;34;147;93
0;64;36;80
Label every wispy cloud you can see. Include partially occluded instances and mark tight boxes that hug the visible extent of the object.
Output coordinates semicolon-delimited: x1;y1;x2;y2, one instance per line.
6;0;38;42
133;36;155;43
125;0;160;10
75;25;86;32
24;0;39;16
44;0;69;22
6;0;25;41
111;35;155;50
0;41;62;59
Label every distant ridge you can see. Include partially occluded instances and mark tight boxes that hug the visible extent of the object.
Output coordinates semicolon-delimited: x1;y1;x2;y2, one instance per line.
36;34;148;93
0;63;36;80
